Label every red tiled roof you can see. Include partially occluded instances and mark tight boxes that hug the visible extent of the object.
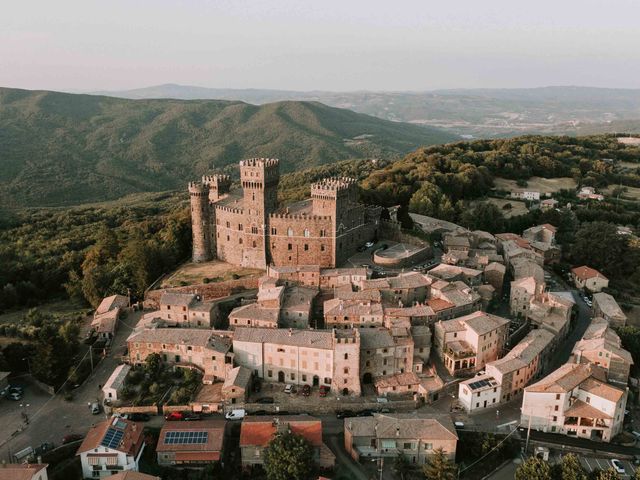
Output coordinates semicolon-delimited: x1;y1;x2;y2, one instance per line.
240;417;322;447
77;418;144;457
426;298;455;312
540;223;557;233
175;451;220;462
572;266;607;281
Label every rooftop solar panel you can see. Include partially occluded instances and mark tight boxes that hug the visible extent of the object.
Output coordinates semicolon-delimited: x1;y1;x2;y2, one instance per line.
163;431;209;445
101;427;125;449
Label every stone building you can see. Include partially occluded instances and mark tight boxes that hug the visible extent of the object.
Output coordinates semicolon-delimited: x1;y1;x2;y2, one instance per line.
323;298;384;329
571;266;609;293
572;317;633;385
434;311;509;377
157;293;217;328
344;413;458;463
232;327;361;396
189;158;381;268
592;292;627;328
359;327;414;385
521;363;627;442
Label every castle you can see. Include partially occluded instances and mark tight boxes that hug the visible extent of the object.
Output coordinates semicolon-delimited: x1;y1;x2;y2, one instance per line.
189;158;382;269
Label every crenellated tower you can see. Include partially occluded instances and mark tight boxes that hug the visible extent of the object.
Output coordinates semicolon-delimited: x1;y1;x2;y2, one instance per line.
189;182;212;262
202;174;231;202
239;158;280;268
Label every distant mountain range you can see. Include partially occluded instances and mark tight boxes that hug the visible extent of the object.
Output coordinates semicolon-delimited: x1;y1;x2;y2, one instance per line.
93;84;640;138
0;87;455;207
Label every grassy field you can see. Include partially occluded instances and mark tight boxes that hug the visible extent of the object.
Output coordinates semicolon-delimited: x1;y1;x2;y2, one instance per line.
603;185;640;201
471;198;529;218
161;260;263;288
0;299;90;325
493;176;577;193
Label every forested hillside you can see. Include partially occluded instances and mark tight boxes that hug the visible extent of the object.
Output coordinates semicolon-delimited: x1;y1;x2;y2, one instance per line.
0;87;455;207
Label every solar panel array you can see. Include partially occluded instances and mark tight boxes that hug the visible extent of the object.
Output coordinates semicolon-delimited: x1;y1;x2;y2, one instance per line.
164;431;209;445
101;427;125;449
468;379;495;391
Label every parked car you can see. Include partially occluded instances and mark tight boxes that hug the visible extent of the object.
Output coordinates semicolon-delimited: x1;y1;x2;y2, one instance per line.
90;402;101;414
364;241;375;248
183;413;202;421
284;384;294;394
164;411;184;421
225;409;246;420
35;442;53;456
336;410;356;419
302;385;311;397
8;391;22;401
62;434;84;445
611;459;625;474
128;413;150;422
319;385;329;397
357;409;374;417
9;385;24;394
256;397;275;404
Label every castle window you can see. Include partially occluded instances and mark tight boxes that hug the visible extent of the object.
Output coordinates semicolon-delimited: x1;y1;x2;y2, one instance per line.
239;238;243;244
252;193;255;201
271;227;277;235
253;241;257;248
288;243;292;251
272;243;276;249
252;226;258;234
319;229;325;237
304;229;310;238
287;227;293;237
227;235;230;241
238;224;243;231
304;244;309;251
321;245;325;251
226;221;230;228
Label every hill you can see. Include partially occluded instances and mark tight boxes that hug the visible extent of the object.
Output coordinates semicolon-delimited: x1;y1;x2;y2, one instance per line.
0;87;455;207
94;84;640;138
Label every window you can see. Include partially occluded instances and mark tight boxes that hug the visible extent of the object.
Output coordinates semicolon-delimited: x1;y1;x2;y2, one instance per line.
586;396;590;404
554;405;559;411
425;443;433;450
552;416;557;422
253;241;256;248
226;221;230;228
344;353;348;360
268;370;273;377
287;227;293;237
239;238;243;244
403;442;413;449
319;229;325;237
288;243;292;251
343;367;349;374
271;227;277;235
556;394;560;400
239;224;243;231
321;245;325;252
304;244;309;251
252;226;258;234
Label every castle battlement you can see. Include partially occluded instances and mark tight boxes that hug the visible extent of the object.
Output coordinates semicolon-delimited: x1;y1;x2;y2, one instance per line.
202;174;231;184
269;213;332;221
215;205;244;215
310;177;357;198
188;182;209;195
239;158;280;168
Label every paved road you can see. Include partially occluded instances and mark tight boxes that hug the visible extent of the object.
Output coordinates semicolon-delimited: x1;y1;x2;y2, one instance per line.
0;312;138;461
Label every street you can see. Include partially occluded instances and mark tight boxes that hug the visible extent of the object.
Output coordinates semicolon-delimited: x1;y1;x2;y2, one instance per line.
0;311;139;461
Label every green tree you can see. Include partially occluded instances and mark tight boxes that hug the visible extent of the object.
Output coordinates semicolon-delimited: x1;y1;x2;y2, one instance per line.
423;448;457;480
595;468;620;480
263;431;315;480
394;452;412;480
515;456;552;480
560;453;587;480
460;202;506;233
145;353;164;377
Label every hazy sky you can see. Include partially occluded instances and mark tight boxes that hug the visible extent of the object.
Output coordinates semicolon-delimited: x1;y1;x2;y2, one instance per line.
2;0;640;92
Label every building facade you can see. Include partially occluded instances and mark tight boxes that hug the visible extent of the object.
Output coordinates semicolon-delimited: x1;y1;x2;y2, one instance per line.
190;159;380;268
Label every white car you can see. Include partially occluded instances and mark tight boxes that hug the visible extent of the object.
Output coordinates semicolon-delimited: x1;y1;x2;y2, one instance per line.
284;384;294;394
365;241;375;248
225;409;246;420
611;459;625;474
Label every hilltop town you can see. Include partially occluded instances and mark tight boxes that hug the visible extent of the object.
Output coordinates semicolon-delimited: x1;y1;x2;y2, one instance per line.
2;156;638;480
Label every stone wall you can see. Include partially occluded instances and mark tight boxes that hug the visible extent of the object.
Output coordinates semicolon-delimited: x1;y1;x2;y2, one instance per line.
145;278;259;308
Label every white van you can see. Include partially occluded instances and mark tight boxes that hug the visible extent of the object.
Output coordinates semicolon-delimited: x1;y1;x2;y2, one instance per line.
225;408;246;420
91;402;101;414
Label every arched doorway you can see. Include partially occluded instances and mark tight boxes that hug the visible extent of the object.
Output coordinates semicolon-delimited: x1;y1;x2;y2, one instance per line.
362;373;373;384
278;371;285;383
342;388;349;396
313;375;320;387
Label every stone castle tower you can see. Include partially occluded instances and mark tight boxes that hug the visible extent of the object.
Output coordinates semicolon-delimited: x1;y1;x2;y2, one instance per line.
332;328;361;396
189;181;212;263
239;158;280;269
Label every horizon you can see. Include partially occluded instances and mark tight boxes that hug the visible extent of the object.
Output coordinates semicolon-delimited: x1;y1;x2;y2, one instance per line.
2;0;640;92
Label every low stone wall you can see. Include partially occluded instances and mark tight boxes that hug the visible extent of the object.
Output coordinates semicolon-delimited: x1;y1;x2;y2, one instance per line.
239;399;418;415
110;405;159;415
145;278;259;308
162;404;193;414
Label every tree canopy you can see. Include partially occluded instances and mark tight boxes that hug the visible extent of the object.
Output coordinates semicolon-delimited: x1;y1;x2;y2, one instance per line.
263;431;315;480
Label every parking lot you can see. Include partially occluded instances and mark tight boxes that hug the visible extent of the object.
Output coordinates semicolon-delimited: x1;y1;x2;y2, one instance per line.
580;456;635;478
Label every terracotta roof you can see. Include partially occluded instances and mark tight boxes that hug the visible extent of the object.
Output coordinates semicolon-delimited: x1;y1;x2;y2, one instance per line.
572;266;608;281
0;464;48;480
346;413;457;441
160;292;197;307
223;366;252;390
525;363;607;394
128;328;213;347
564;400;612;420
96;295;128;315
240;416;322;447
229;303;279;323
579;377;624;403
233;327;333;349
488;329;553;374
77;418;144;456
427;298;456;312
157;419;226;453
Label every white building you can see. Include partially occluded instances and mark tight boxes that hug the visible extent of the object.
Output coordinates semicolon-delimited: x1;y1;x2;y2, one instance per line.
102;364;131;402
521;363;627;442
77;418;145;479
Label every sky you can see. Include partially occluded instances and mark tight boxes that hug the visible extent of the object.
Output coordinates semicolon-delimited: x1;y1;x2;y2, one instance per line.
2;0;640;92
